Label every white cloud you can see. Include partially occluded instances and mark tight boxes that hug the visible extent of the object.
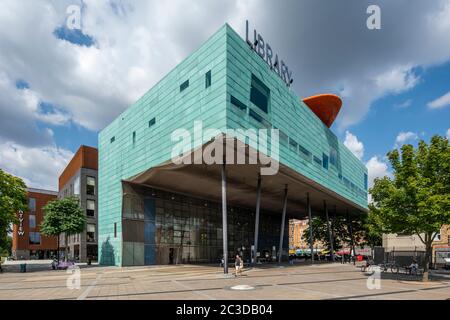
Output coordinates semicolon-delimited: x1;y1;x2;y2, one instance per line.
446;128;450;139
374;66;420;94
366;156;390;189
394;99;412;109
0;142;73;191
427;92;450;109
395;131;418;147
344;131;364;160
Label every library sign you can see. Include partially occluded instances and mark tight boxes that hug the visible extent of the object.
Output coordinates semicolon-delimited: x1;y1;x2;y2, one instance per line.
245;20;294;87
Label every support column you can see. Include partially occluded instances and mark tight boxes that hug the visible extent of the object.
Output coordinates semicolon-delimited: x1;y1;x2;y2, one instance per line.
278;185;288;264
253;174;262;267
307;193;314;264
346;209;355;266
221;162;228;274
324;200;334;262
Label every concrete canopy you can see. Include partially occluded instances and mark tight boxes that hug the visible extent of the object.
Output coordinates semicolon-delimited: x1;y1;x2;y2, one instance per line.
125;136;367;219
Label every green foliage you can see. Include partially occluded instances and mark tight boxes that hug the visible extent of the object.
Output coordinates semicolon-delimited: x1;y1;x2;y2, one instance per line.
370;135;450;237
302;212;380;251
370;135;450;279
41;197;86;237
0;235;12;256
0;169;27;244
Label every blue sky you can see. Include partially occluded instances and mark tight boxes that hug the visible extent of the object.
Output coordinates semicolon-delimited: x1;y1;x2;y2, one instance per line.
350;61;450;163
0;0;449;190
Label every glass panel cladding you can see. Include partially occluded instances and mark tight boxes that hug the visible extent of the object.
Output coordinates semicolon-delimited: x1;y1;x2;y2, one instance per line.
205;70;211;88
250;74;270;113
87;176;96;195
330;147;338;166
29;214;36;228
87;224;96;242
86;199;95;217
180;79;189;92
364;173;368;190
122;184;287;265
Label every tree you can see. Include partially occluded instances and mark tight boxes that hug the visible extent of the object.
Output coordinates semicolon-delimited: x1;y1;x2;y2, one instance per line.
41;197;86;261
0;169;27;248
303;213;377;254
0;235;12;256
370;135;450;281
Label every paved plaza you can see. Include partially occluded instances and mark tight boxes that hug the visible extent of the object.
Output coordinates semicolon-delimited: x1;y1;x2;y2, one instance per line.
1;262;449;300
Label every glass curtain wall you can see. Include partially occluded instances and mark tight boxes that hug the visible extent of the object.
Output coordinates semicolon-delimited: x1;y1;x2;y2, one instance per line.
122;183;288;265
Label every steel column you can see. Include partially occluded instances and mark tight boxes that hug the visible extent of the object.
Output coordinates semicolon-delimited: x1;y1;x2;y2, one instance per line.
221;162;228;274
346;209;355;265
278;185;288;264
253;174;262;266
307;193;314;264
324;200;334;262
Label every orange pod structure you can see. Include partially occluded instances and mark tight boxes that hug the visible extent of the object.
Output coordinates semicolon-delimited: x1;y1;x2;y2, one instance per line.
302;94;342;128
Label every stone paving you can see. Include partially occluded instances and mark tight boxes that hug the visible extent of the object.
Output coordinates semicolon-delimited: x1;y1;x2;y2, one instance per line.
0;262;449;300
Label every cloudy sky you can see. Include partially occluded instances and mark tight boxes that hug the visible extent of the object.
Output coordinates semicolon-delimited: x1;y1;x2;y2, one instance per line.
0;0;449;190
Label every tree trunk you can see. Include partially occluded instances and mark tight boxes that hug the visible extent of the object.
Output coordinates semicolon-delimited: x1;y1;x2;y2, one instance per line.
64;233;68;262
57;234;60;262
422;232;433;282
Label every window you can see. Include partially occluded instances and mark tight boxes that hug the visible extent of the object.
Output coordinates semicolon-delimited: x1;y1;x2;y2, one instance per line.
313;156;322;166
434;232;441;242
289;138;298;153
114;223;117;238
86;199;95;217
249;109;264;123
278;129;288;145
205;70;211;88
28;198;36;212
29;232;40;245
148;117;156;128
230;95;247;111
330;147;338;166
132;131;136;145
29;214;36;228
250;74;270;113
363;173;368;190
73;176;80;195
180;79;189;92
86;176;96;195
322;153;329;170
299;145;312;162
86;224;96;243
110;136;115;143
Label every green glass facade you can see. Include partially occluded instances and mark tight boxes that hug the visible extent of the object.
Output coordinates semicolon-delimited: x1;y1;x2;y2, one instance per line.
98;24;368;266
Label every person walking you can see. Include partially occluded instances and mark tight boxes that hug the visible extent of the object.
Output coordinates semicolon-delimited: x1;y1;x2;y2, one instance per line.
235;255;242;277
